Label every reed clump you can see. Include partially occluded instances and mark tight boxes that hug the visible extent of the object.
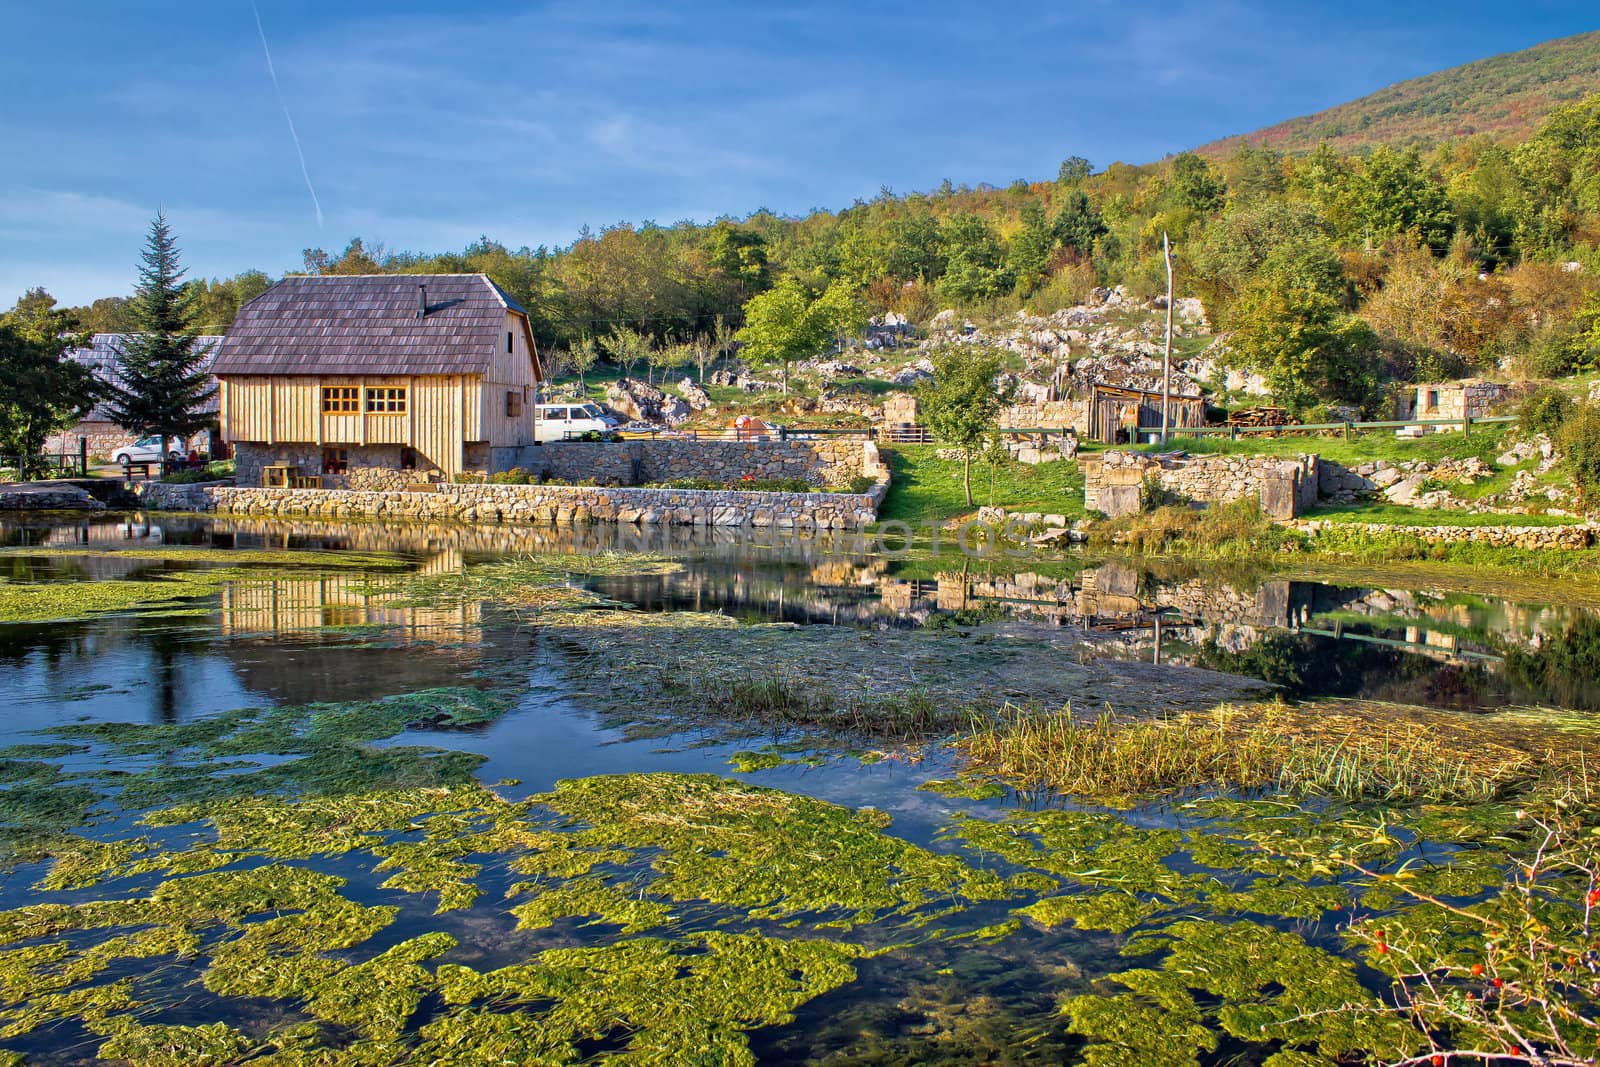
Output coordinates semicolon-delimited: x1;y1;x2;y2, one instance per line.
958;702;1551;804
1093;498;1297;559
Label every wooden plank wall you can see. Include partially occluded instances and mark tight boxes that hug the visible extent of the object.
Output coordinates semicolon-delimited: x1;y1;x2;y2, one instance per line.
220;374;492;474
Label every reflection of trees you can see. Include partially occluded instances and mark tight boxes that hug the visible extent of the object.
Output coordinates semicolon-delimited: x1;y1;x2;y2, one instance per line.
1194;632;1509;710
1505;618;1600;712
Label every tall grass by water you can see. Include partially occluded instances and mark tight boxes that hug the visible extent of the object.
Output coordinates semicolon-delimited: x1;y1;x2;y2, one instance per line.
959;703;1547;804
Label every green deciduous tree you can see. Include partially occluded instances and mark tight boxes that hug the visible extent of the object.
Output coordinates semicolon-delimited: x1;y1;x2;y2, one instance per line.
937;213;1012;305
916;345;1015;507
1056;156;1093;186
104;215;217;461
1350;146;1453;250
1225;281;1380;414
1169;152;1227;214
0;290;96;477
736;280;866;394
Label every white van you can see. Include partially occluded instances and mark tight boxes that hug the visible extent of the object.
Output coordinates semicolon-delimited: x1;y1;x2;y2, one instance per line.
534;402;619;443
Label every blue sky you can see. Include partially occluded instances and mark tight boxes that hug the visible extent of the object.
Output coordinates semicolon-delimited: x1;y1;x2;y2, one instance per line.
1;2;1594;304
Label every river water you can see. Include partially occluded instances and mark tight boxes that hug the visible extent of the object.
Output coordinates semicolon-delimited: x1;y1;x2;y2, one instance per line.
0;512;1593;1064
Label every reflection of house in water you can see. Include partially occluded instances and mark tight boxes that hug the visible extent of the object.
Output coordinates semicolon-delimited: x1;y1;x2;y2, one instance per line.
220;566;480;644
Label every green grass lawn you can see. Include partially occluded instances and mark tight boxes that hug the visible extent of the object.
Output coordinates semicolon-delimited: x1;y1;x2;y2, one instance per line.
878;445;1086;526
1135;422;1515;466
1302;501;1582;527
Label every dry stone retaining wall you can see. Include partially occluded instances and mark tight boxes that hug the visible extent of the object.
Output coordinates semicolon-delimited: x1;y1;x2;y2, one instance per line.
139;469;888;530
1295;519;1596;550
1081;450;1321;519
490;437;870;488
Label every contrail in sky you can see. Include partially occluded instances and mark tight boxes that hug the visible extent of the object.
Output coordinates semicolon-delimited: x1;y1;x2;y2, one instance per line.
250;0;324;228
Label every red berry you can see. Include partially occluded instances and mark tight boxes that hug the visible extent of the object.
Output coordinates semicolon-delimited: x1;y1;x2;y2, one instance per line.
1433;1056;1445;1066
1493;978;1504;988
1376;943;1389;955
1471;964;1484;977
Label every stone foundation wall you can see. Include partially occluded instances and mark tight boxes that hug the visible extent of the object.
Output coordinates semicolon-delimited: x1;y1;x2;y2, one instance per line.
1081;450;1321;519
141;472;888;530
234;444;446;491
234;438;869;491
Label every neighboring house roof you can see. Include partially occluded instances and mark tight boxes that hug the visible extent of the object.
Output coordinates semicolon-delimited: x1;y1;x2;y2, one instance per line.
69;333;223;420
211;273;529;377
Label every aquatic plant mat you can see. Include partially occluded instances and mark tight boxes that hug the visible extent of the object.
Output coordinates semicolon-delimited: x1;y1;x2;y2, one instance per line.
0;673;1597;1063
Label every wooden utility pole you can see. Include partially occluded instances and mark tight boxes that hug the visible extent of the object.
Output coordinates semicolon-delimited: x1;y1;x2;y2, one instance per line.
1161;231;1174;447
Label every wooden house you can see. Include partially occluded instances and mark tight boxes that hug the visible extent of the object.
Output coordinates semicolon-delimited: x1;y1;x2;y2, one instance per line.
213;274;541;487
43;333;224;458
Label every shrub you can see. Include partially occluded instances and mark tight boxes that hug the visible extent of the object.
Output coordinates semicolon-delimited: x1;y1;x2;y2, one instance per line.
1098;498;1291;557
1556;399;1600;503
486;467;533;485
1519;385;1573;437
161;460;235;484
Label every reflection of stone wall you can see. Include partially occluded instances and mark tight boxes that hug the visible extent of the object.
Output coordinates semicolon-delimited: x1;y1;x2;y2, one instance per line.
1081;450;1321;519
140;474;888;530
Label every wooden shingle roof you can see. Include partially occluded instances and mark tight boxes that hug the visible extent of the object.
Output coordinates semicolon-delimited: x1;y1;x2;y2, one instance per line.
212;274;525;377
70;334;224;420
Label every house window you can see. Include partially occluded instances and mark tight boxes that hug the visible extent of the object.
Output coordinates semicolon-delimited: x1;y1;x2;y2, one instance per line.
506;390;522;418
507;331;514;353
321;386;359;413
322;448;349;475
1426;390;1439;411
365;387;407;414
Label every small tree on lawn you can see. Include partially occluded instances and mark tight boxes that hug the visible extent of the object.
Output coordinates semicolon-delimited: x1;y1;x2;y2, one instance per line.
603;325;650;380
104;213;216;464
567;335;599;392
736;279;865;394
917;345;1015;508
0;291;96;478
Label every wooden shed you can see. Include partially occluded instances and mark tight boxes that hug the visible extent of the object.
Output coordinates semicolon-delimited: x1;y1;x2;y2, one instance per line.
213;274;541;487
1088;384;1205;444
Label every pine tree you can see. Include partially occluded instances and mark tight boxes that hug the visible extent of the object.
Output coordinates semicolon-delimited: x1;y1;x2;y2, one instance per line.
105;213;216;463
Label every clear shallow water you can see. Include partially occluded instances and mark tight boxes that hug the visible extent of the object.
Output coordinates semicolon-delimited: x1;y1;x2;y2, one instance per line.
0;513;1594;1063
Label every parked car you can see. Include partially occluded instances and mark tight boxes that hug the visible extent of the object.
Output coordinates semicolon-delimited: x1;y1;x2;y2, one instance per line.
111;436;188;468
534;403;619;443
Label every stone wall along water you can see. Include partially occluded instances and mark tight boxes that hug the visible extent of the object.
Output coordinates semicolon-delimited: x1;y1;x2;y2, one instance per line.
235;437;871;492
140;443;889;530
1081;450;1321;519
1294;519;1596;551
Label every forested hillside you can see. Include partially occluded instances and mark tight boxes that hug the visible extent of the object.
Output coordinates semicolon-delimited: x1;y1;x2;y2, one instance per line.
46;85;1600;420
1199;30;1600;157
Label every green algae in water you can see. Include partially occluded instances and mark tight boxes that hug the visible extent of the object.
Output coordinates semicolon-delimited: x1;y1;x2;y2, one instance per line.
1062;919;1419;1065
919;776;1009;801
0;773;966;1064
0;572;230;624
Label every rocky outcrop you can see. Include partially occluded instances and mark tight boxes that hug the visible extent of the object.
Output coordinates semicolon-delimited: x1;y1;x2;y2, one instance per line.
604;378;691;425
677;378;713;411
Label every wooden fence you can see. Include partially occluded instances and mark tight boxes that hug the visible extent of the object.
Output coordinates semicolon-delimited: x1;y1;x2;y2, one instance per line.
1133;414;1518;442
